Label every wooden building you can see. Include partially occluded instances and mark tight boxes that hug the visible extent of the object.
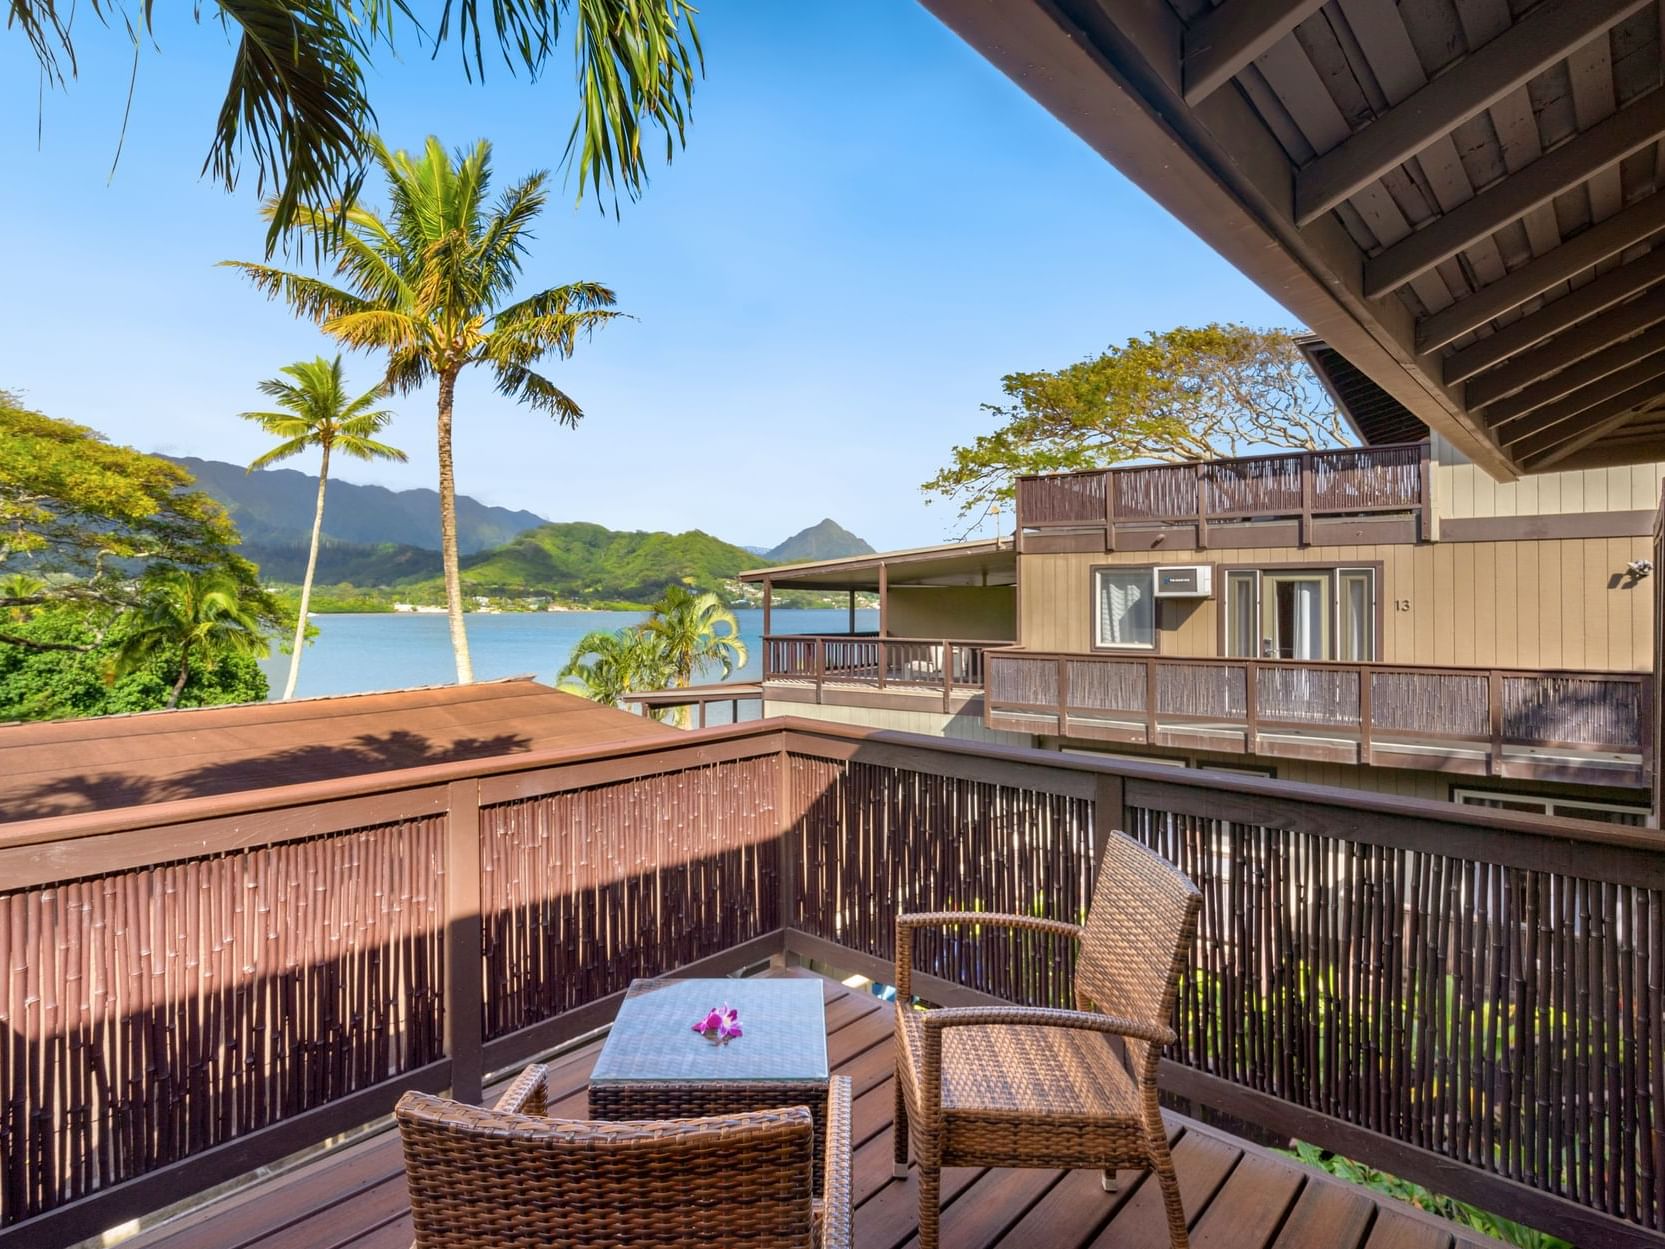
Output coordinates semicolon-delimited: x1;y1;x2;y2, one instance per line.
748;354;1664;824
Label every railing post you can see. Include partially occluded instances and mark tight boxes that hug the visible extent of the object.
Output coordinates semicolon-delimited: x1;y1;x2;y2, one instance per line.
1093;773;1126;870
1300;452;1314;547
1488;669;1504;776
1358;665;1373;766
816;638;826;702
1104;470;1117;552
943;640;954;713
1145;658;1158;746
877;640;886;690
1244;662;1258;754
1057;655;1069;738
1419;440;1435;542
444;779;484;1107
1196;463;1209;550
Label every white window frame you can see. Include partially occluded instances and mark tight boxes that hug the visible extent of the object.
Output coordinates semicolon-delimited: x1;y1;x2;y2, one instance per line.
1092;567;1157;651
1453;788;1650;825
1223;565;1378;661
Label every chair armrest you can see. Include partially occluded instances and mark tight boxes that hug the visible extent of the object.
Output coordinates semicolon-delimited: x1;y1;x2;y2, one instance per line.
894;912;1084;997
491;1063;550;1116
817;1076;853;1249
922;1005;1176;1048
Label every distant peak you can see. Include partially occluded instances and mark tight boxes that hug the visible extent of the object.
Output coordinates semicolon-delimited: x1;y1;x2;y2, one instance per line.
765;519;874;563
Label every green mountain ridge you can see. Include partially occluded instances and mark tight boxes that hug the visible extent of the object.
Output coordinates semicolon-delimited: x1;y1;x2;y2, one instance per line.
767;518;874;562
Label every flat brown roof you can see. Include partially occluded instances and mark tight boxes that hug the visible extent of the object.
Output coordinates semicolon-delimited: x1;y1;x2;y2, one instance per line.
0;678;675;824
741;538;1016;590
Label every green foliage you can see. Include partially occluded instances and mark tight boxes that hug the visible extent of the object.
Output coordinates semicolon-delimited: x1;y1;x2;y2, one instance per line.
0;393;268;619
0;606;268;722
227;134;623;682
10;0;700;249
115;570;272;709
644;584;746;686
426;522;760;604
558;626;673;713
921;325;1350;524
1285;1142;1571;1249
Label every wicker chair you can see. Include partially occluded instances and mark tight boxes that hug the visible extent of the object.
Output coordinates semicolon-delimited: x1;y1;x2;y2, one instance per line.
396;1067;853;1249
891;829;1202;1249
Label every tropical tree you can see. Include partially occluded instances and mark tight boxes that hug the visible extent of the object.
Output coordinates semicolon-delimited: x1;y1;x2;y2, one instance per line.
921;325;1351;528
643;584;746;724
1;392;283;645
558;627;672;715
115;570;272;709
226;136;621;684
10;1;700;250
2;575;45;623
241;356;404;700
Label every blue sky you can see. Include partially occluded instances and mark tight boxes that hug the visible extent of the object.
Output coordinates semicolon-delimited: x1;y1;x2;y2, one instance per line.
0;2;1294;552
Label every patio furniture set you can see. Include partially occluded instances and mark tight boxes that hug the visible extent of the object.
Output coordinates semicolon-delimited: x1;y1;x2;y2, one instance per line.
392;830;1203;1248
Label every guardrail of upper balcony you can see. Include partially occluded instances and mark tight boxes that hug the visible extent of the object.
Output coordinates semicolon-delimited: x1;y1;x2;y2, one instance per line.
983;648;1652;783
1014;441;1429;532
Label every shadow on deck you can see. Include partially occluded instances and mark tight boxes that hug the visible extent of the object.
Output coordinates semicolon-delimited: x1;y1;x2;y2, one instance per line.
121;971;1508;1249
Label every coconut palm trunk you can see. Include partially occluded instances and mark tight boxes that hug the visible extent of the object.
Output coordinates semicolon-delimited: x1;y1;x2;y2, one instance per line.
436;370;475;683
282;441;331;699
168;648;193;709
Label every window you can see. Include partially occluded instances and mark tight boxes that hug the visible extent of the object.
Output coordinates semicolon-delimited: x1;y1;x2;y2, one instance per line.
1454;789;1649;827
1223;566;1376;661
1094;568;1155;649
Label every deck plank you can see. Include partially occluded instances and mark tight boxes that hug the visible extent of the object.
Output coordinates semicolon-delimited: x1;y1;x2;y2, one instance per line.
113;971;1513;1249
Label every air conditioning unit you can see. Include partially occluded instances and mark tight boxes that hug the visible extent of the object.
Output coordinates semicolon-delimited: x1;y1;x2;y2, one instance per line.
1153;565;1213;598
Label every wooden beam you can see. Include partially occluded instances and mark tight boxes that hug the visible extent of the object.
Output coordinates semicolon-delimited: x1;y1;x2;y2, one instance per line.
1296;0;1648;227
1182;0;1328;106
878;562;888;638
1442;241;1665;384
1521;387;1665;468
1484;319;1665;429
1367;86;1665;298
1466;283;1665;408
1496;352;1665;449
1540;425;1665;468
1416;192;1665;351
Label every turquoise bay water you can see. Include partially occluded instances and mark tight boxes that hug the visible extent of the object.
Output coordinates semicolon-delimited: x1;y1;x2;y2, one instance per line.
261;608;875;723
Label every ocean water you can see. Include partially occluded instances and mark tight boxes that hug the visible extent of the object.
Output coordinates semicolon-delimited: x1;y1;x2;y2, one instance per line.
260;607;875;723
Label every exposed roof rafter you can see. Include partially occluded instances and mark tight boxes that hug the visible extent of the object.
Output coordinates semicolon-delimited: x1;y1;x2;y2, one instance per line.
1484;320;1665;430
1294;0;1649;228
1522;387;1665;468
1415;193;1665;351
1442;242;1665;385
1366;86;1665;299
1181;0;1329;106
1463;283;1665;408
1494;352;1665;449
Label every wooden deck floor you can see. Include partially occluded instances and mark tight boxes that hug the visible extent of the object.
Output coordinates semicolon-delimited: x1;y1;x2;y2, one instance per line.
123;971;1508;1249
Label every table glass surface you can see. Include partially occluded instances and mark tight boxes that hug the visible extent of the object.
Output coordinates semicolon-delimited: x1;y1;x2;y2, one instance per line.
589;978;829;1085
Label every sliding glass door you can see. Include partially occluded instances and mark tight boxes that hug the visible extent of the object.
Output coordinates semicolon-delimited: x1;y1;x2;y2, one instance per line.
1262;573;1329;660
1223;566;1376;661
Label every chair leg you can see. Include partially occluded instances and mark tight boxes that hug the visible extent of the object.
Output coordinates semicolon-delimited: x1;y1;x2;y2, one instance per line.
1152;1149;1188;1249
916;1163;941;1249
1101;1168;1118;1193
892;1070;909;1179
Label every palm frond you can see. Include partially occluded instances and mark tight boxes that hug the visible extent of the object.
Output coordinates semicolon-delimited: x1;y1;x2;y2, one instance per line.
221;261;372;325
492;363;584;426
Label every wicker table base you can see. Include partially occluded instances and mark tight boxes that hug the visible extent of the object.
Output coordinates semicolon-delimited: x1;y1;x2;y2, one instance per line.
589;978;831;1173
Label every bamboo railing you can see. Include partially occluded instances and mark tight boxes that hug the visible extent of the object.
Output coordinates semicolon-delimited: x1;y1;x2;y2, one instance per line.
763;634;999;707
2;718;1662;1247
984;649;1653;785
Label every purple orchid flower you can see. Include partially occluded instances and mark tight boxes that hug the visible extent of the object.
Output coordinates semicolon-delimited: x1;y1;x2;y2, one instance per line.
691;1003;743;1044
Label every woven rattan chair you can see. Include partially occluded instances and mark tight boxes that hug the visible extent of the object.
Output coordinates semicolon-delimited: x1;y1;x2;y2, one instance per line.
396;1066;853;1249
892;829;1202;1249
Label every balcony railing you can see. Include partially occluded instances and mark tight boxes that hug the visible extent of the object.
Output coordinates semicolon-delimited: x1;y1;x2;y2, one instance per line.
984;649;1652;785
2;719;1662;1248
763;634;1000;707
1015;442;1428;542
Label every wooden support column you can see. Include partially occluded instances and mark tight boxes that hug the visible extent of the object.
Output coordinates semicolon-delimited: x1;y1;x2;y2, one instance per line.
1196;463;1210;550
943;641;955;714
1299;453;1314;547
444;779;484;1107
1419;442;1435;543
878;562;889;638
848;589;856;635
762;578;773;639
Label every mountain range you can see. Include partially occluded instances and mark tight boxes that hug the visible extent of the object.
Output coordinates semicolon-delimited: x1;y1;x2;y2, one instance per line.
170;456;873;602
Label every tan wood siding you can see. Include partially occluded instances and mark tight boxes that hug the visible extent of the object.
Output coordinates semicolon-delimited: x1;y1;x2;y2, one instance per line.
1017;537;1654;671
1430;433;1665;519
884;586;1015;641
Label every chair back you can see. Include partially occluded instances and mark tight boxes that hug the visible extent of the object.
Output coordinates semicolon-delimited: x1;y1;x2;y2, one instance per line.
1074;829;1202;1068
396;1089;816;1248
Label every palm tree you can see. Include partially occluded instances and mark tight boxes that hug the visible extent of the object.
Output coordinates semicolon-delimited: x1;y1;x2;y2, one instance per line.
558;627;672;716
643;585;747;725
241;356;404;700
1;573;45;622
226;136;620;683
11;1;699;249
115;570;270;709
